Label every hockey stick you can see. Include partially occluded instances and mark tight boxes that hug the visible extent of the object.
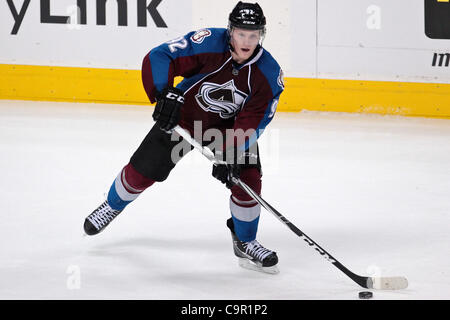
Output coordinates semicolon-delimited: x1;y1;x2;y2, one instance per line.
174;125;408;290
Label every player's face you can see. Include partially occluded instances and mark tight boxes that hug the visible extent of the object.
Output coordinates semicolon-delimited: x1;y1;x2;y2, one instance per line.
230;28;261;63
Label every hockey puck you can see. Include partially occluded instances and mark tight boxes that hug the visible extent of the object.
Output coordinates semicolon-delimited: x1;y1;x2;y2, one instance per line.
358;291;373;299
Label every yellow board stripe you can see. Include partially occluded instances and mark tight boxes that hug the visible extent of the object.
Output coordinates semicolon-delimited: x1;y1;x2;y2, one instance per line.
0;64;149;105
0;64;449;118
283;77;450;118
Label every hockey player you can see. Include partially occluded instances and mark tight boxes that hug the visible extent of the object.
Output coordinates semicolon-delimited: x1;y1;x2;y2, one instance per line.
84;2;284;274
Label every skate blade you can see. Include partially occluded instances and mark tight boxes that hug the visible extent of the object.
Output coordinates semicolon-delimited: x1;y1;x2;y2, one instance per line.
238;258;279;274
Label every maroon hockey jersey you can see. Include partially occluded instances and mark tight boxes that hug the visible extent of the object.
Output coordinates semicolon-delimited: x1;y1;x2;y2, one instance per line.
141;28;284;153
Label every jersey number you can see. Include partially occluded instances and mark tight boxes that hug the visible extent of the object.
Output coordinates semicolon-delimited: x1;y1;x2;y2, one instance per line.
166;36;188;53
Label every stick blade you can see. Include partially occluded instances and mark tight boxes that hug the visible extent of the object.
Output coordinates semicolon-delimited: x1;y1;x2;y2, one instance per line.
369;276;408;290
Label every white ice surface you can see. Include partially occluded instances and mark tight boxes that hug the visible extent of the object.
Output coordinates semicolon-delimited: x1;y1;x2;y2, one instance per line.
0;100;449;300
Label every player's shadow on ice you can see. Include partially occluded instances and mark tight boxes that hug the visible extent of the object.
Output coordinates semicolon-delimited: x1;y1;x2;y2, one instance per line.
87;236;228;252
85;236;231;271
83;237;259;284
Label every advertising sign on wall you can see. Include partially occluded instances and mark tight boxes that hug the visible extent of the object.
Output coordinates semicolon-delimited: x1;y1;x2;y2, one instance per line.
425;0;450;39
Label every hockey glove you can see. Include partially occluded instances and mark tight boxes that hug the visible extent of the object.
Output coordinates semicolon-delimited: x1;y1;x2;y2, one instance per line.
153;87;184;131
212;148;242;189
212;163;241;189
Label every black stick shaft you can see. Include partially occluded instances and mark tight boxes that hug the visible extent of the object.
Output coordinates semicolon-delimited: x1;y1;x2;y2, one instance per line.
235;179;369;289
174;125;370;289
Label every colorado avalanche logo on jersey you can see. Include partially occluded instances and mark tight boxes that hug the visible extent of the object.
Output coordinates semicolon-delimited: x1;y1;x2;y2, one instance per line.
195;80;248;119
